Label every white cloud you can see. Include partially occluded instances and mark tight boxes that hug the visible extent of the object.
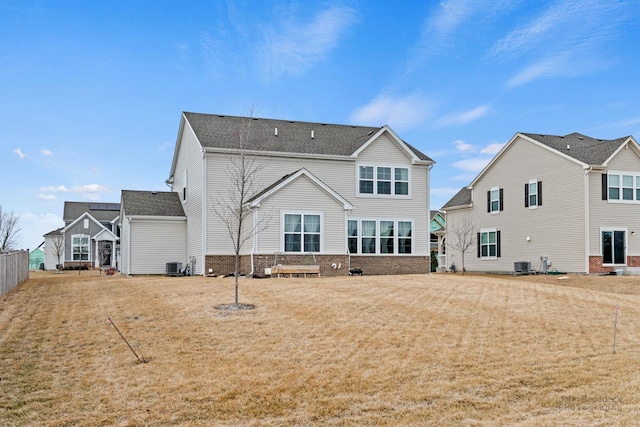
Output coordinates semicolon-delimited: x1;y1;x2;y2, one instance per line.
480;142;505;155
453;157;493;173
13;148;25;159
41;149;52;156
350;93;432;130
453;139;475;153
438;105;490;127
37;194;57;201
261;4;358;78
506;55;571;88
40;185;68;193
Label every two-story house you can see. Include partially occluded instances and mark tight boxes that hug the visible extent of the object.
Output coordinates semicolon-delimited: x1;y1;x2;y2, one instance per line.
442;132;640;274
119;112;434;276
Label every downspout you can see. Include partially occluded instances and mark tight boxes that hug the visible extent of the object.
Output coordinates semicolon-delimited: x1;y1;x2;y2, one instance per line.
428;162;434;274
250;207;258;277
584;166;593;274
127;216;132;276
202;149;207;276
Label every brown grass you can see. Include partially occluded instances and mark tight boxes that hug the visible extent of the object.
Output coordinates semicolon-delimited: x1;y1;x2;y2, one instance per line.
1;271;640;426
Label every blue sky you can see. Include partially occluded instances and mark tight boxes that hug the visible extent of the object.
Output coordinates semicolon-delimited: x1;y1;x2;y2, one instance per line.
2;0;640;250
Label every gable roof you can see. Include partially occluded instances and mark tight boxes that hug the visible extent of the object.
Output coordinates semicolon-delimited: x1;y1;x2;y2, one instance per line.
247;168;354;210
63;201;121;223
63;212;108;233
121;190;186;217
522;132;633;165
179;112;433;160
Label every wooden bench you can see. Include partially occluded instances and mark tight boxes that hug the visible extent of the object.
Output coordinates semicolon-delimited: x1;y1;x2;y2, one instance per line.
271;265;320;278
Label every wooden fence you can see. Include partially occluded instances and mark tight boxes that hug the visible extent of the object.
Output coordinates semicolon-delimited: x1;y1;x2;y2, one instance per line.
0;250;29;296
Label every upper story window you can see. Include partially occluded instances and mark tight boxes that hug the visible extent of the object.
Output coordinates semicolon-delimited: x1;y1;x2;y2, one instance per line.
487;187;503;213
358;165;410;197
477;229;500;259
182;169;188;202
525;180;542;208
604;172;640;203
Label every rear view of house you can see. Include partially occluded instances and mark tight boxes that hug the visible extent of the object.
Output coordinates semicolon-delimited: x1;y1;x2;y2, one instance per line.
443;132;640;274
121;112;435;276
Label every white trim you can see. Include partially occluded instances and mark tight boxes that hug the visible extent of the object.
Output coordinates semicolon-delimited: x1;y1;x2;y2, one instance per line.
527;179;539;209
351;125;423;162
489;186;500;214
479;228;498;260
346;217;415;255
355;162;412;199
280;210;324;253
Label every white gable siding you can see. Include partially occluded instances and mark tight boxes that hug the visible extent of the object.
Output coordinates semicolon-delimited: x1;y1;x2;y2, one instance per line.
44;235;61;270
357;133;412;164
249;174;347;255
588;147;640;257
172;124;204;274
449;136;587;273
120;216;130;274
128;219;186;275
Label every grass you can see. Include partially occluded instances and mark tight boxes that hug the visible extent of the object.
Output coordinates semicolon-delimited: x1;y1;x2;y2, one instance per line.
1;271;640;425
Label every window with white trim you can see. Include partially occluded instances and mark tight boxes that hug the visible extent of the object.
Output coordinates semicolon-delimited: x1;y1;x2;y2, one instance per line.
358;165;410;197
72;234;90;261
347;219;412;254
477;229;500;259
525;180;542;208
283;213;321;253
606;172;640;202
487;187;503;213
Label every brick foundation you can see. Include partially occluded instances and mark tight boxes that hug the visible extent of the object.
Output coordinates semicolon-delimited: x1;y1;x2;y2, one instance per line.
589;256;640;274
205;254;430;277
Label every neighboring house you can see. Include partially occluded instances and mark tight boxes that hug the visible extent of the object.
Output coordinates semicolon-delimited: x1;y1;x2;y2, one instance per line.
442;132;640;274
430;210;446;271
43;228;64;270
121;112;434;276
29;246;44;270
119;190;186;275
42;202;120;270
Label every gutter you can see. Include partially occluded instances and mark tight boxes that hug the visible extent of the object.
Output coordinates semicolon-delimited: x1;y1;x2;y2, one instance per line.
584;166;593;274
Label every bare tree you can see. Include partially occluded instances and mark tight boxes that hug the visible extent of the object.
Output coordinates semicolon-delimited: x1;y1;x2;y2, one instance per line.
211;114;271;305
51;230;64;272
0;206;21;252
448;213;474;275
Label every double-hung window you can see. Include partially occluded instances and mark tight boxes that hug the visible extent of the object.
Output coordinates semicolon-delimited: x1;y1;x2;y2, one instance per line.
605;172;640;202
284;213;321;253
347;219;412;254
358;165;410;197
477;229;500;259
72;234;90;261
487;187;503;213
525;180;542;208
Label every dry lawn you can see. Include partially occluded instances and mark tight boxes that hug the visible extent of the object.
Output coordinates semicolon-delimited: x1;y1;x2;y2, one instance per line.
1;271;640;426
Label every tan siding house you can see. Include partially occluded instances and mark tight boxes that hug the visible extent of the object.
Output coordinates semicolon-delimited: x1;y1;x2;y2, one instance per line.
443;132;640;274
139;111;435;277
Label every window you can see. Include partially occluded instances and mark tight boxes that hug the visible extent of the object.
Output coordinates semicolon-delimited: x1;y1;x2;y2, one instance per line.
284;213;321;253
525;180;542;208
605;172;640;202
182;169;188;202
487;187;503;213
348;219;412;254
477;229;500;259
72;234;90;261
602;230;626;265
358;165;410;197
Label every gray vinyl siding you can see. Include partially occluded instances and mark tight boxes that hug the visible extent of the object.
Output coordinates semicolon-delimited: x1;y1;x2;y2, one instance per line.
588;148;640;257
64;219;104;264
128;219;186;275
447;136;587;273
204;132;430;256
172;124;204;274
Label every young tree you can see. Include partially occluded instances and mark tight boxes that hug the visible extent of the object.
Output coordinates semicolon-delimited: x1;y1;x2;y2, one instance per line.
211;114;271;306
0;206;21;252
51;230;64;272
448;213;474;275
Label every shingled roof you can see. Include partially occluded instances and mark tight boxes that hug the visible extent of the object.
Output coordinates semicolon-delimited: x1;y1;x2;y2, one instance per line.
63;201;120;223
522;132;631;165
441;187;472;210
121;190;185;217
183;112;433;161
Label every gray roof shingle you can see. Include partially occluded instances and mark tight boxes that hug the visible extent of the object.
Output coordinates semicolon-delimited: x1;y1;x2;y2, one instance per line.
121;190;185;217
442;187;472;210
183;112;433;162
63;201;120;223
522;132;631;165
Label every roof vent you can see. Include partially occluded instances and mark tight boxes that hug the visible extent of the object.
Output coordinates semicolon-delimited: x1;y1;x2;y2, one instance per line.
151;191;157;195
311;130;315;139
578;136;584;140
274;127;278;136
566;145;570;150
